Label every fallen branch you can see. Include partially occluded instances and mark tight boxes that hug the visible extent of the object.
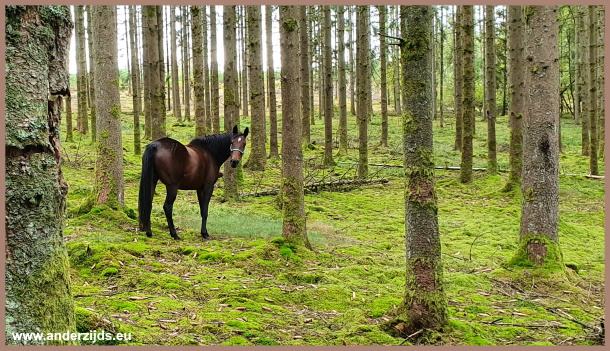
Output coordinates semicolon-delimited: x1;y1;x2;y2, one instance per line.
241;178;389;198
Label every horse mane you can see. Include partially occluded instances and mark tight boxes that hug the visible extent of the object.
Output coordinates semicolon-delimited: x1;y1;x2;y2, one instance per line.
188;132;242;168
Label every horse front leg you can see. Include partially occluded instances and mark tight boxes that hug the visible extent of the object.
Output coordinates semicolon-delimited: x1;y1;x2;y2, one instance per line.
163;185;181;240
197;184;215;240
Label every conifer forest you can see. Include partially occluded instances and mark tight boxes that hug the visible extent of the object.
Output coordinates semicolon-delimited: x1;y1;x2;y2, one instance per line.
5;4;605;346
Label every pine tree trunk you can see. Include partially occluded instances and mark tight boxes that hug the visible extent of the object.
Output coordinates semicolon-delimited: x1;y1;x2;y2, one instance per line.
65;95;74;142
580;7;590;156
144;6;165;139
379;5;388;147
192;6;206;137
266;5;279;159
182;6;191;122
574;9;581;125
170;6;181;121
86;6;96;141
356;6;369;179
588;6;598;175
130;5;142;154
75;6;88;134
156;6;166;130
485;5;498;174
459;6;474;184
6;7;76;344
454;6;463;151
439;7;444;128
224;5;239;201
300;6;312;145
514;5;562;269
323;6;335;166
505;5;525;192
246;5;266;170
348;6;357;117
397;5;447;333
203;7;212;132
597;5;605;157
241;7;249;117
309;8;316;125
337;5;348;155
279;5;311;250
142;7;152;139
210;7;221;134
92;5;125;207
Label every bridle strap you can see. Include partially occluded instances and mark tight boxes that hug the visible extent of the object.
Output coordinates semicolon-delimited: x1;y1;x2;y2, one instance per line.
230;147;244;155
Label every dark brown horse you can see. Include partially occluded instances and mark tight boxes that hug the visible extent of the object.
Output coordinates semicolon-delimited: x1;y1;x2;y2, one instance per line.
138;125;249;240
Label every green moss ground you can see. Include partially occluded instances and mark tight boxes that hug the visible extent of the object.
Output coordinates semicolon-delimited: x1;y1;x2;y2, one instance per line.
61;92;604;345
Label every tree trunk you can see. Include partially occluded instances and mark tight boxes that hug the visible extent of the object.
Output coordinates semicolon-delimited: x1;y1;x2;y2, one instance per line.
597;5;605;157
157;6;166;126
485;6;498;174
144;6;165;139
348;6;357;117
356;6;369;179
459;6;474;184
574;8;581;125
86;6;96;141
75;6;88;135
203;6;212;133
309;8;316;125
266;6;279;159
224;5;239;201
182;6;191;122
454;6;463;151
130;5;142;155
439;7;444;128
379;5;388;147
323;6;335;166
240;6;249;117
246;5;266;170
92;5;125;209
588;6;598;175
142;7;151;139
65;95;74;142
514;5;563;269
580;7;590;156
397;5;447;333
504;5;525;192
300;6;312;145
279;5;311;249
5;6;75;344
336;6;348;155
170;6;181;121
210;7;220;134
192;6;207;137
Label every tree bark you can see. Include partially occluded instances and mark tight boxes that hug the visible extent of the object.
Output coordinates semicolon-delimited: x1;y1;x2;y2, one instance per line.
397;5;447;333
246;5;266;170
588;6;598;175
580;7;590;156
182;6;191;121
223;5;239;202
191;6;207;137
454;6;463;151
515;5;562;269
86;6;97;142
75;6;88;135
92;5;125;208
144;5;165;139
170;6;181;121
485;6;498;174
279;5;311;249
300;6;312;145
129;5;142;155
203;6;212;133
210;7;220;133
322;6;335;166
379;5;388;147
5;6;75;344
505;5;525;192
356;6;369;179
266;6;279;159
597;5;605;156
459;6;474;184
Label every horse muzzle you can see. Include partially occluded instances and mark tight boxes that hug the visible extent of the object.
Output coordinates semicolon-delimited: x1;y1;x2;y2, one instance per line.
230;159;239;168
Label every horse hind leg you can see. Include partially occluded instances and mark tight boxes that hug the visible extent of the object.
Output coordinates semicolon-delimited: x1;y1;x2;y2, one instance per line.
163;185;181;240
197;185;215;240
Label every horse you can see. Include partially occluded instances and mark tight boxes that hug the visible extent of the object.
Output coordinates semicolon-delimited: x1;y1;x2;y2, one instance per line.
138;125;249;240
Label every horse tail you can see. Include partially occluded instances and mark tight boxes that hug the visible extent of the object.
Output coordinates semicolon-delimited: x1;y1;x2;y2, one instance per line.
138;142;158;232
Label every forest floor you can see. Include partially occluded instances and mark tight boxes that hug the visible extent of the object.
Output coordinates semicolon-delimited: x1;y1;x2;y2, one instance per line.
62;94;604;345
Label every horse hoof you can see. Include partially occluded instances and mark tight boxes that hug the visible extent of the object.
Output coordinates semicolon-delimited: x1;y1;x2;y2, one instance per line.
202;234;211;241
146;232;152;238
172;235;182;240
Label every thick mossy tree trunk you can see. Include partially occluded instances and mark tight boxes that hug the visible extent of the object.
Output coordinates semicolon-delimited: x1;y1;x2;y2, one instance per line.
223;5;239;202
5;5;76;345
191;5;206;137
396;5;447;333
356;6;369;179
453;6;463;151
459;6;474;184
92;5;124;208
279;5;312;250
504;6;525;192
322;6;335;166
511;6;563;270
266;5;280;159
246;5;266;171
485;5;498;175
210;7;220;134
337;5;348;156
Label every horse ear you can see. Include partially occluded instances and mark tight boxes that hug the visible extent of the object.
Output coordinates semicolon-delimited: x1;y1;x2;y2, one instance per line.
232;125;238;134
243;127;249;138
